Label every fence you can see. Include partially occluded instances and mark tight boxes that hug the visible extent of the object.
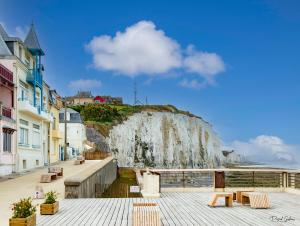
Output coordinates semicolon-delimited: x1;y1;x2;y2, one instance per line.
150;169;300;192
83;151;111;160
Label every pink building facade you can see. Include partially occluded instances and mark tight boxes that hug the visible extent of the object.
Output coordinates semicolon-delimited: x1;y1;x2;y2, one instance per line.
0;62;16;176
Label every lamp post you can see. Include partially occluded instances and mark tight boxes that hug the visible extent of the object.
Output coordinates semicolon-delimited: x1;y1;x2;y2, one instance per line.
64;100;68;161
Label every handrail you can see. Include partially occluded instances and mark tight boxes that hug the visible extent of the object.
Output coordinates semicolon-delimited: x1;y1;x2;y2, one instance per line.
150;168;300;173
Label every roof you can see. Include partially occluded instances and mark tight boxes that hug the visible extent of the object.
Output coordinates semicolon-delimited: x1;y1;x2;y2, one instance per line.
0;24;22;42
59;108;79;114
0;24;9;40
59;108;83;123
24;23;44;55
94;96;106;102
0;31;11;56
74;91;93;98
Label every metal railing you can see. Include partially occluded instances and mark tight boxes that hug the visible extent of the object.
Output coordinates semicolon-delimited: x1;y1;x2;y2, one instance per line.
159;171;213;188
0;63;13;83
1;106;12;118
150;169;300;190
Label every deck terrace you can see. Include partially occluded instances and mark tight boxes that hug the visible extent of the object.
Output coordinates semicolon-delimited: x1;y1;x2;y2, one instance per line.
37;192;300;226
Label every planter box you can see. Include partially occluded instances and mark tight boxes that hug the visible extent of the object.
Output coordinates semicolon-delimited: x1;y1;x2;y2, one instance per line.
9;213;36;226
40;201;59;215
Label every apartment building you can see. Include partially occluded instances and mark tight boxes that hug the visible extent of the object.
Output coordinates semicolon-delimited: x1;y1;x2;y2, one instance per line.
59;108;86;158
0;24;53;172
0;62;17;176
49;90;63;163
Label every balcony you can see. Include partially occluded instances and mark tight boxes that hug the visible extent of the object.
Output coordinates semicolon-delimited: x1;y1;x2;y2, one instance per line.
0;63;13;84
18;97;53;122
52;129;62;139
1;106;12;118
26;68;43;88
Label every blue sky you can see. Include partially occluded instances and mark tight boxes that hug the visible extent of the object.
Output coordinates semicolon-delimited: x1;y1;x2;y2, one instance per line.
1;0;300;165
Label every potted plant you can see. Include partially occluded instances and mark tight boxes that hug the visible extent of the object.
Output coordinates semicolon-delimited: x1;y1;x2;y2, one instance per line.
40;191;59;215
9;197;37;226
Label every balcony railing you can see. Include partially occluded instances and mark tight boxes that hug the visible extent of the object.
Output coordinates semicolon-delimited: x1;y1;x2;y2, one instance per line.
26;68;43;88
0;63;13;83
2;106;12;118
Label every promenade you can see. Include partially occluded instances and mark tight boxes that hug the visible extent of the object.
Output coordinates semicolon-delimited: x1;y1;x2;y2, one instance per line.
0;160;102;226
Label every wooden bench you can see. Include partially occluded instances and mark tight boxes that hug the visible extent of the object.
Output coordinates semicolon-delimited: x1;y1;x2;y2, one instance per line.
40;173;57;183
49;167;63;176
208;193;233;207
234;190;253;203
74;156;85;165
241;192;270;209
133;203;161;226
74;159;85;165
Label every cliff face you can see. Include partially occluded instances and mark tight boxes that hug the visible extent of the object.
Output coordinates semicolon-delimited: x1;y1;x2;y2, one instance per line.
106;111;223;168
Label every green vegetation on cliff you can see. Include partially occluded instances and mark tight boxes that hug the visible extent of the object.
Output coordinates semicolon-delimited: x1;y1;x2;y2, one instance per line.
69;103;201;137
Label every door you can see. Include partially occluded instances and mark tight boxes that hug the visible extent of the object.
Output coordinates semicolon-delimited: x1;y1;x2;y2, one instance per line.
215;171;225;188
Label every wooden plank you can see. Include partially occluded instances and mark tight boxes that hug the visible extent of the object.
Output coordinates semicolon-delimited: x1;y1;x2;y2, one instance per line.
37;192;300;226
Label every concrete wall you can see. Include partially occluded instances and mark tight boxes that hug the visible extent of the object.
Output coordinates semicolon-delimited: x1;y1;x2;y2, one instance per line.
64;157;117;198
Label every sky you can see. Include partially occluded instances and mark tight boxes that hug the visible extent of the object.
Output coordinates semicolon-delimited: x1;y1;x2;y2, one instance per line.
1;0;300;166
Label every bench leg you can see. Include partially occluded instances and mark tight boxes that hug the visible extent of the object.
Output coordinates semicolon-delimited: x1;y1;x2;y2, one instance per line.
208;194;218;207
225;196;233;207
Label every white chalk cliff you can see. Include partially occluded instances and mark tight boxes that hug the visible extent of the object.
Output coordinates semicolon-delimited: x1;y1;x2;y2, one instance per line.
106;112;224;168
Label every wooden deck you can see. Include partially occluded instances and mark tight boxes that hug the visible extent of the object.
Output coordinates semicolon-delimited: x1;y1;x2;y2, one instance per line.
37;192;300;225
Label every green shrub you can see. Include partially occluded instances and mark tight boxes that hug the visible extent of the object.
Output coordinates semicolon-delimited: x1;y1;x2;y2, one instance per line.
44;191;58;204
11;198;36;218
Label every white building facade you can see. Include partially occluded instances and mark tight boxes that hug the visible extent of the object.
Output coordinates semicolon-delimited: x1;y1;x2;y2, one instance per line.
59;108;86;158
0;24;52;172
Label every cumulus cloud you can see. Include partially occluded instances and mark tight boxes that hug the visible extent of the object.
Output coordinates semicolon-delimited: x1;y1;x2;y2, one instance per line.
179;79;206;89
68;79;102;90
86;20;226;86
183;45;226;83
228;135;300;167
86;21;181;76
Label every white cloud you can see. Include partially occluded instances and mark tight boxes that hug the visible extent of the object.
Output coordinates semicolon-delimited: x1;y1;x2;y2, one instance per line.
86;20;226;87
68;79;102;90
179;79;206;89
183;45;226;83
227;135;300;167
86;20;182;77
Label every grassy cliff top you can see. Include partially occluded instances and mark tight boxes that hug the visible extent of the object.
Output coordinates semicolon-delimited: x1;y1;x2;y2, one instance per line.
69;103;203;137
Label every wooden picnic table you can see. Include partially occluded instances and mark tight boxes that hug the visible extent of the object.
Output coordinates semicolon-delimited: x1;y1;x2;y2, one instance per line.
133;203;161;226
40;173;57;183
234;190;253;203
208;193;233;207
241;192;270;209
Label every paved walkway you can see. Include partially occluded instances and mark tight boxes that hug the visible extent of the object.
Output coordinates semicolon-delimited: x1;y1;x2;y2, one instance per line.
0;159;102;226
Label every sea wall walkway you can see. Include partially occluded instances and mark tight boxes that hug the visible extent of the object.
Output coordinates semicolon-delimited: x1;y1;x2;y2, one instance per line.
64;156;117;198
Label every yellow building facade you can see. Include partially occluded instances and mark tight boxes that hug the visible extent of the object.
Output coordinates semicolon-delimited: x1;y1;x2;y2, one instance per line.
49;90;63;164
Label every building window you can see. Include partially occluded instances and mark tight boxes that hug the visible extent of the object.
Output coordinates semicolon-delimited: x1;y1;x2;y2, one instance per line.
19;82;28;101
33;124;40;130
53;117;56;130
19;127;29;145
3;132;12;152
19;46;23;61
20;119;29;126
32;131;40;148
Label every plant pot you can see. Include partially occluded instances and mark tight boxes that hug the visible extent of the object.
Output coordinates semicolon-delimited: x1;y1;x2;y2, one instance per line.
40;201;59;215
9;213;36;226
